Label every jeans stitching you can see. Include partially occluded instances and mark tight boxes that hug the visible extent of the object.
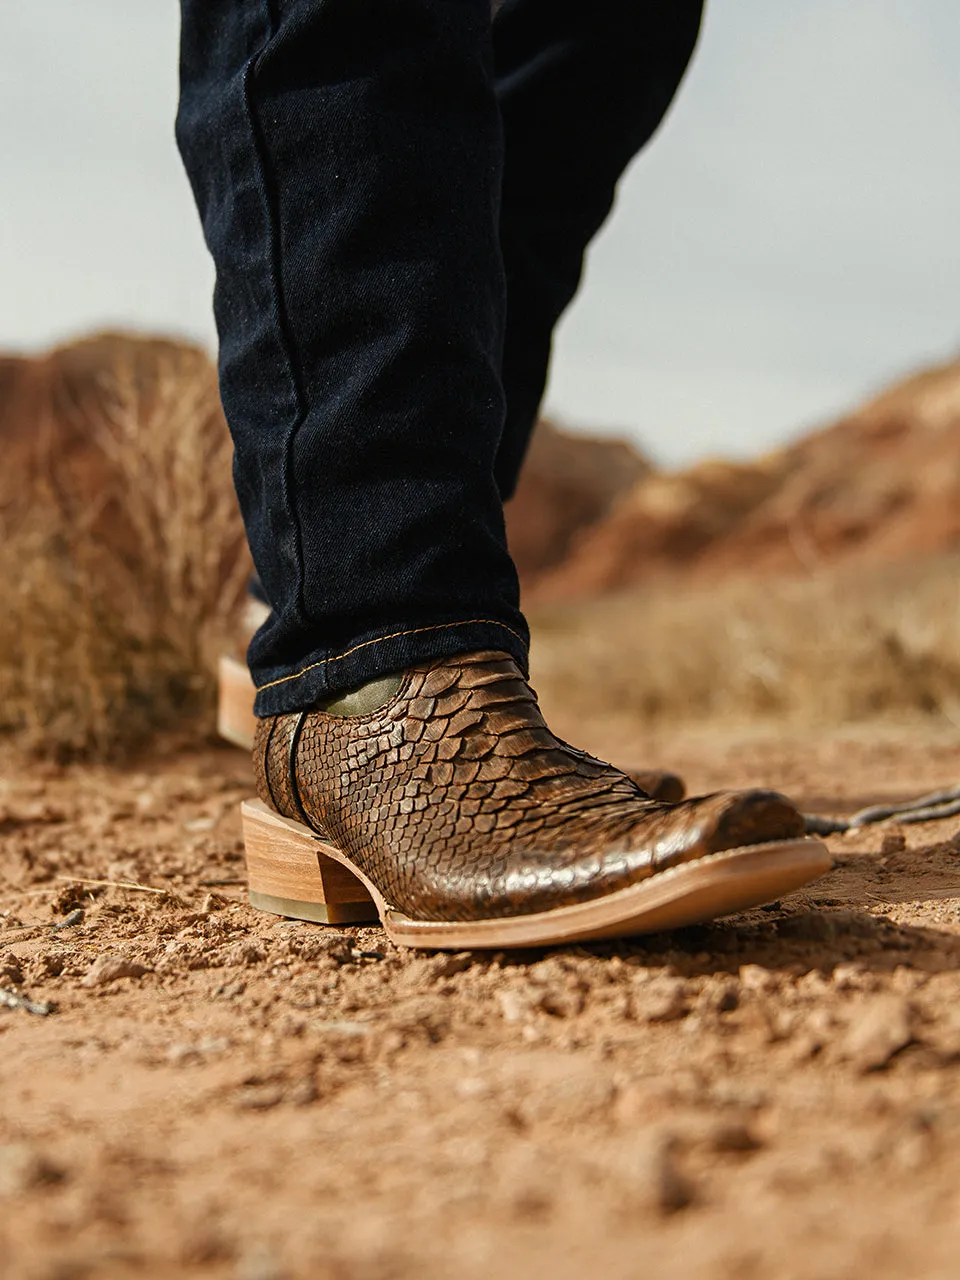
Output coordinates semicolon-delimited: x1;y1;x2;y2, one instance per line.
256;618;528;692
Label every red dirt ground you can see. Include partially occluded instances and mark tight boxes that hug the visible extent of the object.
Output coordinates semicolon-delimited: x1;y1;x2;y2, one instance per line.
3;713;960;1280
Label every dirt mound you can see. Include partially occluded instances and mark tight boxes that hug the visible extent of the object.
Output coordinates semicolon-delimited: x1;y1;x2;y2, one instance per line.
537;358;960;599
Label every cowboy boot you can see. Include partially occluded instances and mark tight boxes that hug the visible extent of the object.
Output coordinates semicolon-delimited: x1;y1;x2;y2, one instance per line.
241;650;830;949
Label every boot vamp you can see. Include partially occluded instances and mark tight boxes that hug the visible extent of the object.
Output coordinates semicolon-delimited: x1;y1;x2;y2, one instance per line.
344;781;802;921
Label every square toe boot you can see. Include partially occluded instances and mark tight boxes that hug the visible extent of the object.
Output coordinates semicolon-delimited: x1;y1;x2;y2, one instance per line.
241;651;832;949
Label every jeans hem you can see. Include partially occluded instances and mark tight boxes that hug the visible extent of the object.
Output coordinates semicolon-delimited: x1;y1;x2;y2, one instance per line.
251;616;530;716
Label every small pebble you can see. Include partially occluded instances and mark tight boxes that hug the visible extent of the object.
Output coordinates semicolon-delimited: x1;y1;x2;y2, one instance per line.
739;964;778;994
622;1131;695;1215
631;976;688;1023
235;1085;284;1111
841;996;913;1072
710;1120;763;1153
881;829;906;856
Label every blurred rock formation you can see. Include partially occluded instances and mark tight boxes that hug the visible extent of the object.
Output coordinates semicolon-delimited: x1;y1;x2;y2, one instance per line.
532;359;960;600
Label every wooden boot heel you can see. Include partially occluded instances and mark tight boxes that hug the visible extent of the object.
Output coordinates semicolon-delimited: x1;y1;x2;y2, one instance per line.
241;799;378;925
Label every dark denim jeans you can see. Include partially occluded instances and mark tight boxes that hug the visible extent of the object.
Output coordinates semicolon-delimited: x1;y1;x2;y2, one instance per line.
176;0;702;715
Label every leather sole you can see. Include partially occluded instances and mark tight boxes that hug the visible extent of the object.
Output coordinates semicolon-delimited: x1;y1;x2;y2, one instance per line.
241;798;833;950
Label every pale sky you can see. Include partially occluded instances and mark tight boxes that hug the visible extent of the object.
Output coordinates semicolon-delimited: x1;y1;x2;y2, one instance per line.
3;2;958;464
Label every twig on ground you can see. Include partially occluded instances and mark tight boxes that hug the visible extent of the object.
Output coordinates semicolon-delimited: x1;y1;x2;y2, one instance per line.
0;909;86;944
55;874;166;895
0;987;55;1016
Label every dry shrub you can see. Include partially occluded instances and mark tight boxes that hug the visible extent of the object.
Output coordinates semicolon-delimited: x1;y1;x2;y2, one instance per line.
529;554;960;730
0;341;250;759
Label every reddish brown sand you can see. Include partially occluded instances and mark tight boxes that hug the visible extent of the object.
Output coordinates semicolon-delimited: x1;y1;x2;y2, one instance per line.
2;716;960;1280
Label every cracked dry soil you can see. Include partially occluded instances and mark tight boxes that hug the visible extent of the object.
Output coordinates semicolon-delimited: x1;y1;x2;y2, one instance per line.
2;718;960;1280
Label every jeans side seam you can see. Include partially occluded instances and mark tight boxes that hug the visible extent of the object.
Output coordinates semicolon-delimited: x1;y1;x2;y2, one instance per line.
242;4;309;629
256;618;529;692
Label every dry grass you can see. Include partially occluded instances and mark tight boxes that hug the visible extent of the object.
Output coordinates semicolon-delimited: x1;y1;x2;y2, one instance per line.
529;555;960;732
0;342;249;759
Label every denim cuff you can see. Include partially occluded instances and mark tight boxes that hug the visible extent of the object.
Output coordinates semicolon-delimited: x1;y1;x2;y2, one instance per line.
251;616;530;717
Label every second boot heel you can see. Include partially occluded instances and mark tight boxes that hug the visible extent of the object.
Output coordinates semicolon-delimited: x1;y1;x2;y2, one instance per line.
241;799;379;925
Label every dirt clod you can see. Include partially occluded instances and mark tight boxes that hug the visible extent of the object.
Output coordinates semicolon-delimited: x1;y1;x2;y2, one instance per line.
234;1085;284;1112
81;954;151;987
616;1131;696;1216
631;974;689;1022
0;1143;64;1197
841;995;915;1072
881;828;908;855
708;1120;764;1154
